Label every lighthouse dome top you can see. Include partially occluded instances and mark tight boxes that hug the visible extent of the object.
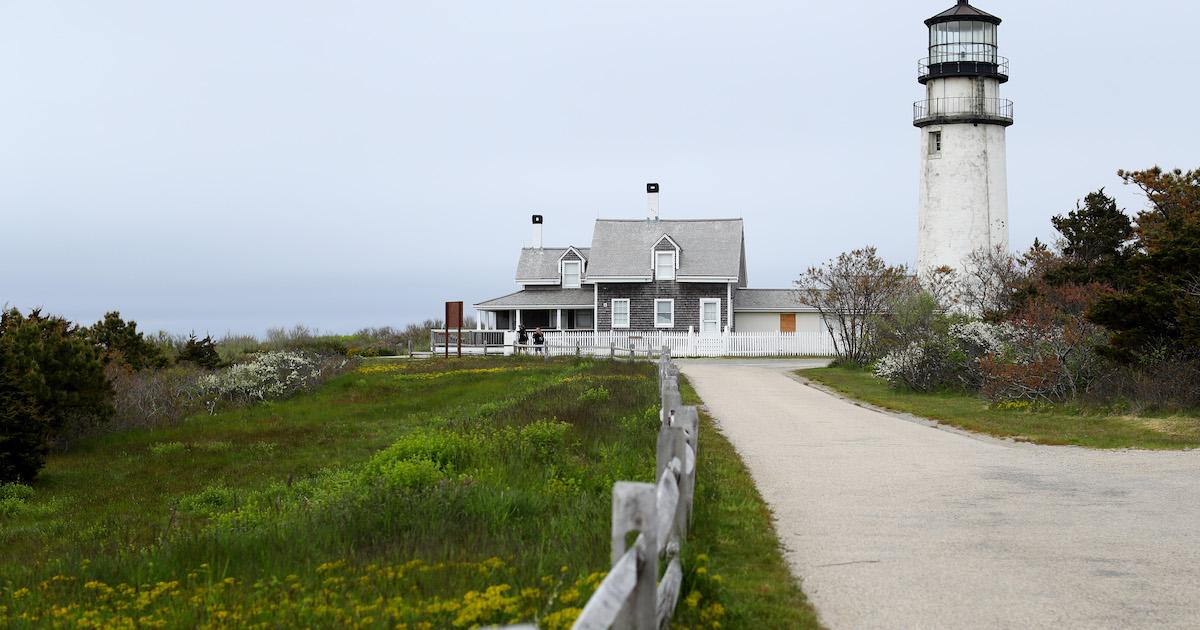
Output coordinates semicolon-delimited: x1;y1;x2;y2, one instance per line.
925;0;1001;27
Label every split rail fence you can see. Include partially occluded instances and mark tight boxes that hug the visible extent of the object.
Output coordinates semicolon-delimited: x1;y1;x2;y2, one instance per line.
566;347;698;629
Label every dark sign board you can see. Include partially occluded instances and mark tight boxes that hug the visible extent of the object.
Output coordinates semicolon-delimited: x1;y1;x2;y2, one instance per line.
445;301;465;329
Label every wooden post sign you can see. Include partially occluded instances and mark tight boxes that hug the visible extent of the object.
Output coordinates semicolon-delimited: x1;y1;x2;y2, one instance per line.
445;301;464;358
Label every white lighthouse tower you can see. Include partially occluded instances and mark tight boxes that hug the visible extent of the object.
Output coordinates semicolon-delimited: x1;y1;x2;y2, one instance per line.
915;0;1012;276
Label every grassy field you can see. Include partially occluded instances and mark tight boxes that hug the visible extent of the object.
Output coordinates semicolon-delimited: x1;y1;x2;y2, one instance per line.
1;356;817;628
802;366;1200;450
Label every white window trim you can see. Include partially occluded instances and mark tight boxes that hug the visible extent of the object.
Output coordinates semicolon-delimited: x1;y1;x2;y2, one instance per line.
699;298;721;334
611;298;630;329
657;250;676;279
654;299;675;328
561;260;582;288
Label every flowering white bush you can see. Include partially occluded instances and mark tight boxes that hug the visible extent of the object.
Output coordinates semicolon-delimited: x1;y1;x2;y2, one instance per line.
873;342;925;384
949;321;1018;356
874;337;960;391
198;351;341;412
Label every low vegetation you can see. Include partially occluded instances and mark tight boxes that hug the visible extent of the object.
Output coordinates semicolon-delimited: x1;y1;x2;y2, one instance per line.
803;366;1200;449
0;356;815;628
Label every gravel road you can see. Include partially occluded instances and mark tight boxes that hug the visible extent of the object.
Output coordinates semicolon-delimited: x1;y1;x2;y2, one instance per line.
678;359;1200;629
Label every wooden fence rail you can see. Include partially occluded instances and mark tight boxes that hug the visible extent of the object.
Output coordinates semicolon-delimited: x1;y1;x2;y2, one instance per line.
569;347;698;630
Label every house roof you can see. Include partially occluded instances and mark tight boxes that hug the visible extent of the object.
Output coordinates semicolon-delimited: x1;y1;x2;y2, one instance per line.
734;288;818;312
516;247;590;283
926;0;1000;26
475;288;595;309
586;219;745;281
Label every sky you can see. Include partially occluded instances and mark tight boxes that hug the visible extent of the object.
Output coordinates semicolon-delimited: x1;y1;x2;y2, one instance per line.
2;1;1198;336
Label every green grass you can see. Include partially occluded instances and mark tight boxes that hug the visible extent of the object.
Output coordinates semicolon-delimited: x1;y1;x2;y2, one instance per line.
801;366;1200;450
0;356;817;628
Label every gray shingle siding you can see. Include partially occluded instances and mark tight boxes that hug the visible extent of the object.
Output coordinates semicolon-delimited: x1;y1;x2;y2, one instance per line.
596;281;728;331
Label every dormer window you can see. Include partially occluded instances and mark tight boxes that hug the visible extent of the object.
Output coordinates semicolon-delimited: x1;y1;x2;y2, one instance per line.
562;260;582;288
655;251;676;281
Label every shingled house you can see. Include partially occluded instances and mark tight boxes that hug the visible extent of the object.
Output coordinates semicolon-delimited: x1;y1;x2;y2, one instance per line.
474;185;823;336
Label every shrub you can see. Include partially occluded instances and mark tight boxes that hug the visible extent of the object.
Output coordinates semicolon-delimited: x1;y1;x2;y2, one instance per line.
178;334;222;369
197;351;343;411
86;311;167;370
370;457;445;491
0;483;35;517
105;363;207;432
873;337;959;392
365;431;481;472
518;420;571;461
178;484;239;517
0;308;113;482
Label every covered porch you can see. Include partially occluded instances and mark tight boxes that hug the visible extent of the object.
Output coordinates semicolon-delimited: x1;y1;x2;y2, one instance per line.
474;288;595;332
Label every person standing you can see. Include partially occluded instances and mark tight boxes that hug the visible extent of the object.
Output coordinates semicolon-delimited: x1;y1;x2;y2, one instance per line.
517;324;529;354
533;327;545;354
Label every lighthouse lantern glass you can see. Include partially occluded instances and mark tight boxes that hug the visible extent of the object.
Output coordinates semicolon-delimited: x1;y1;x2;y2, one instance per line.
929;20;997;65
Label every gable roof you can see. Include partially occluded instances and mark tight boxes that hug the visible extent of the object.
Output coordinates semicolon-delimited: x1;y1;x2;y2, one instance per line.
516;247;591;283
586;219;744;281
734;288;818;312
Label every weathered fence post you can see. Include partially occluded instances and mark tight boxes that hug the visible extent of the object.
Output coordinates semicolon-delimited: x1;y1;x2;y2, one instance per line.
611;482;657;630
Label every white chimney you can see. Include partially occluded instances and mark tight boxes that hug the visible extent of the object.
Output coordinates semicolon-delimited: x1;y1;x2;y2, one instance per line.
646;183;660;220
531;214;543;248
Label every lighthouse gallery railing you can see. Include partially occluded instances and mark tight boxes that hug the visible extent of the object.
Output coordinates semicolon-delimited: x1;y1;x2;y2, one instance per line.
913;97;1013;126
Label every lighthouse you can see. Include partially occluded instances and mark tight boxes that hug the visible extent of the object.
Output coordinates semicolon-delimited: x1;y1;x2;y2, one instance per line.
915;0;1012;277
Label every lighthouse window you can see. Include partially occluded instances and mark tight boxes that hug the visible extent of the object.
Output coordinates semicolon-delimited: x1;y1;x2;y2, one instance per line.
929;131;943;155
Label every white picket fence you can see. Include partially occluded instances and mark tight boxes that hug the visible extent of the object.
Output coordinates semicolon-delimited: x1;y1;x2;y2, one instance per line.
539;330;836;358
569;348;698;629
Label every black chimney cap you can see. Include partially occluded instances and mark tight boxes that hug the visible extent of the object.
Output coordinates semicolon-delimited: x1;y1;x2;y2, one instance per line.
647;183;660;193
532;215;543;224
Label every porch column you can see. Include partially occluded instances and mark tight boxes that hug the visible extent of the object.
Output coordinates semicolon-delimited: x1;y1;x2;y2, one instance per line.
515;309;522;329
556;309;562;331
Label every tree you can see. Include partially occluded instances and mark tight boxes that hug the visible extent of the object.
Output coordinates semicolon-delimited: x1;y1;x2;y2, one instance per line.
1047;189;1135;288
0;308;113;482
87;311;167;371
955;246;1027;319
178;333;222;369
1089;167;1200;359
796;247;913;366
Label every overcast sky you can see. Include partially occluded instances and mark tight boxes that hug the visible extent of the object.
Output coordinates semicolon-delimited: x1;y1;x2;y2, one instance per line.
2;1;1197;336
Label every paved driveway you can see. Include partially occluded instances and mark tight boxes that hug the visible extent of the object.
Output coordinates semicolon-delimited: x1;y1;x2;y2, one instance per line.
678;360;1200;629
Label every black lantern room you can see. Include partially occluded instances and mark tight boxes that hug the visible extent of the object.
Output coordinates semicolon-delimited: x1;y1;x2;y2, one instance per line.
919;0;1007;84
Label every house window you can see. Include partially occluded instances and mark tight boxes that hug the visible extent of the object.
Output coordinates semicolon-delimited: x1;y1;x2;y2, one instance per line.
574;309;594;330
611;299;630;329
928;130;942;155
562;260;581;288
699;299;721;334
655;251;676;281
654;299;674;328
